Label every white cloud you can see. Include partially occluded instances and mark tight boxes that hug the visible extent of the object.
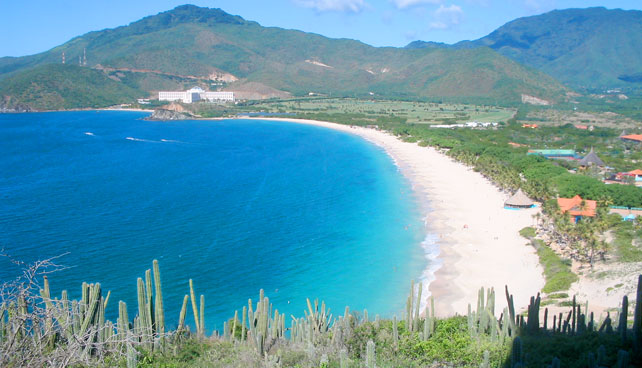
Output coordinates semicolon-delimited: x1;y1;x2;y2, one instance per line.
429;21;448;29
429;4;463;29
391;0;443;9
294;0;368;13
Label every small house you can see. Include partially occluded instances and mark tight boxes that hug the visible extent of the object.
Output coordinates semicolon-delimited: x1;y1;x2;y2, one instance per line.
557;195;597;223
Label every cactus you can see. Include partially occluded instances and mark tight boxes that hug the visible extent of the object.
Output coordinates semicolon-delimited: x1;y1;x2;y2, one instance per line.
339;348;349;368
188;279;201;336
392;315;398;349
152;260;164;336
200;294;205;336
241;306;247;341
512;336;523;367
366;340;376;368
619;295;628;344
633;274;642;357
177;295;188;333
597;345;607;366
616;350;629;368
479;350;490;368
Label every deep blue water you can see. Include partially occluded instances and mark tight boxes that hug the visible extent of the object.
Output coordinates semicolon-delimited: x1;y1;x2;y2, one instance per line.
0;111;427;332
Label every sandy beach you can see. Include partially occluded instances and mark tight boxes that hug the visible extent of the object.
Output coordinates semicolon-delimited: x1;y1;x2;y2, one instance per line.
249;117;545;317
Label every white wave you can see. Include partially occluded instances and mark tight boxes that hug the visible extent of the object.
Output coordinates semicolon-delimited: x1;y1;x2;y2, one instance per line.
84;132;95;136
418;232;443;312
125;137;157;143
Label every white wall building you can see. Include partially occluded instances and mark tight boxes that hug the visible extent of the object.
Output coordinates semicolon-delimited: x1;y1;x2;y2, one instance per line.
158;87;234;103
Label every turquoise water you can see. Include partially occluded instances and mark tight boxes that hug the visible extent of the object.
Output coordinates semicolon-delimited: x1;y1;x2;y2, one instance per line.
0;111;427;331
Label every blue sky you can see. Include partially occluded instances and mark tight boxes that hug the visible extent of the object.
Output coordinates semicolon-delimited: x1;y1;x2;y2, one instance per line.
1;0;640;57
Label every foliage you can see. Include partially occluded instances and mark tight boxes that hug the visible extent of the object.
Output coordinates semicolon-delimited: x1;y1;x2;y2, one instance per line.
0;64;142;110
613;221;642;263
519;227;537;239
531;239;579;293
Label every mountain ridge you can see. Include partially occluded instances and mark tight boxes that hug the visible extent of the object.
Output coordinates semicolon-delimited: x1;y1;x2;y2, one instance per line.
406;7;642;90
0;5;568;110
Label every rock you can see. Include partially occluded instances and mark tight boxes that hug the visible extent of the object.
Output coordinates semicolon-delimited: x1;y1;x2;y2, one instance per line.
0;103;33;113
145;108;191;121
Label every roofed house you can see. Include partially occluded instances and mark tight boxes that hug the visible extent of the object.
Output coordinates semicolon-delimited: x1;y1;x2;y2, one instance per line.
578;148;605;167
504;189;535;209
629;169;642;182
620;134;642;143
557;195;597;223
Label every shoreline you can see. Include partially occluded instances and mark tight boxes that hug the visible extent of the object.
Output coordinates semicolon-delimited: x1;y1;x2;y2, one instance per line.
242;117;545;316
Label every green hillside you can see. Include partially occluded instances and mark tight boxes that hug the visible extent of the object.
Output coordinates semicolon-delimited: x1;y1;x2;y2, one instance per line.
0;5;567;110
408;7;642;91
0;64;142;110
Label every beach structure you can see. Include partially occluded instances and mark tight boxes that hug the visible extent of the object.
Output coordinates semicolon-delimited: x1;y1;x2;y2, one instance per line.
527;149;578;161
557;195;597;223
578;147;605;167
504;189;535;209
159;87;234;103
620;134;642;143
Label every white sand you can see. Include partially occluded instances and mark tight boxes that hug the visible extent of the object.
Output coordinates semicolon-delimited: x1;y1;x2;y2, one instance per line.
245;117;545;317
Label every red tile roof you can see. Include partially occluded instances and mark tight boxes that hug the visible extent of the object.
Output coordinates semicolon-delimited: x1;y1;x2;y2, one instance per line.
629;169;642;176
557;195;596;218
621;134;642;142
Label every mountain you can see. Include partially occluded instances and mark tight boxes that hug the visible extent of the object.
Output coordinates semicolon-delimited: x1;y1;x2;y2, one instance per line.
407;7;642;90
0;5;567;110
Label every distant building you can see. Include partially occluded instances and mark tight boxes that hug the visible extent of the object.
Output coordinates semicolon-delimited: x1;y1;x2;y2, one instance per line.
578;148;605;167
527;149;578;161
557;195;597;223
621;134;642;143
522;124;538;129
159;87;234;103
606;169;642;187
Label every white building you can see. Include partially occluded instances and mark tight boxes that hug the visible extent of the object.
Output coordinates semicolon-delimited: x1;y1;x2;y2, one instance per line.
158;87;234;103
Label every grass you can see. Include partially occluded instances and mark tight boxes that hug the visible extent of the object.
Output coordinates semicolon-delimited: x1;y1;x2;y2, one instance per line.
532;239;579;293
547;293;569;299
519;226;536;239
242;98;516;124
613;222;642;262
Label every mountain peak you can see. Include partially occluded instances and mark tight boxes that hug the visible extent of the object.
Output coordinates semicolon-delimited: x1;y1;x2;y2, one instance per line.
130;4;247;31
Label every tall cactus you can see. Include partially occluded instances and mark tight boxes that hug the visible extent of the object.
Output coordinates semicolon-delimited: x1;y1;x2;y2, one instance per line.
366;340;376;368
152;260;164;336
633;274;642;358
189;279;201;336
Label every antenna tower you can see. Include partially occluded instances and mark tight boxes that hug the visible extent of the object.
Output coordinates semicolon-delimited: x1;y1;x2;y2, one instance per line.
62;52;65;64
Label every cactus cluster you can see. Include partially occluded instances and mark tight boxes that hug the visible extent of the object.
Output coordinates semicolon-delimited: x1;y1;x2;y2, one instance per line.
2;263;642;367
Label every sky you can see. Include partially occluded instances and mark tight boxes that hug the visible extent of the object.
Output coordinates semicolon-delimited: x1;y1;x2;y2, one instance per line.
1;0;641;57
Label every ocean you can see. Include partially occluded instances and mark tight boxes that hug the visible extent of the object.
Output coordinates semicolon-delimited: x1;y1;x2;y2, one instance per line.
0;111;427;332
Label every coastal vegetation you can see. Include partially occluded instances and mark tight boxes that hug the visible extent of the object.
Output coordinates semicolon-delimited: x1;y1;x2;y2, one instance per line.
1;259;641;367
0;64;142;111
